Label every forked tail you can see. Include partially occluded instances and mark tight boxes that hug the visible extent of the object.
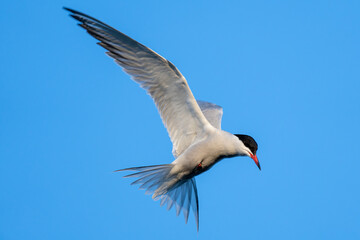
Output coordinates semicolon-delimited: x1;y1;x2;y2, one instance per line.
115;164;199;231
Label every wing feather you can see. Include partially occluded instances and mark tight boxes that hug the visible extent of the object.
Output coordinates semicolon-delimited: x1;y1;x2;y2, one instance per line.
64;8;213;157
197;100;223;130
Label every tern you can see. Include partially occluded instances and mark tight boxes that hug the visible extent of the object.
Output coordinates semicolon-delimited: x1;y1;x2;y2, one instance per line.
64;7;260;231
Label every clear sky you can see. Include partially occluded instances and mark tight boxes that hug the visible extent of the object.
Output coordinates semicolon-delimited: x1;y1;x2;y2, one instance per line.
1;1;359;239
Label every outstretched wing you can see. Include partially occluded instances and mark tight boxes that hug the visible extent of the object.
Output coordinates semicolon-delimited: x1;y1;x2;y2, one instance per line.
197;100;223;130
64;8;214;157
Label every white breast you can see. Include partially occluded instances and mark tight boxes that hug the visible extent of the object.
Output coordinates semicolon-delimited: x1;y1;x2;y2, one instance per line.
172;130;242;176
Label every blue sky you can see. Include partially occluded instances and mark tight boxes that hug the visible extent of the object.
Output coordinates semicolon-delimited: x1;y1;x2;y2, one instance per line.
1;1;359;239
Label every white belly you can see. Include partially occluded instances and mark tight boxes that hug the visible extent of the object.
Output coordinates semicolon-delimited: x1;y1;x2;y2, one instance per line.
171;130;241;178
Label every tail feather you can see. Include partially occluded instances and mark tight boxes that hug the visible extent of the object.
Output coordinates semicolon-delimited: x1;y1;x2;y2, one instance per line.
130;172;159;185
116;164;200;231
167;190;176;210
183;180;192;224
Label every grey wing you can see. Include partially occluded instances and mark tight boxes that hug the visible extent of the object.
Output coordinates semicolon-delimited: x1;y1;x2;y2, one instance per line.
64;8;214;158
197;100;223;129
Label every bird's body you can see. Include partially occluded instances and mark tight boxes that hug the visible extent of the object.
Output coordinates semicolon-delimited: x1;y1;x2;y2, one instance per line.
64;7;260;231
172;130;243;177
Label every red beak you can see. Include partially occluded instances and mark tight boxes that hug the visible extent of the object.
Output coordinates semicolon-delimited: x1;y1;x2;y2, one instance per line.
250;153;261;171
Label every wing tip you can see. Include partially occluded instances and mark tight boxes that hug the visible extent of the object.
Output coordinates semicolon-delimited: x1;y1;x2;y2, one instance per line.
63;6;78;15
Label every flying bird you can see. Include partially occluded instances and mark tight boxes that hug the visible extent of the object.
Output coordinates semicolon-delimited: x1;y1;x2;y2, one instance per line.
64;7;260;231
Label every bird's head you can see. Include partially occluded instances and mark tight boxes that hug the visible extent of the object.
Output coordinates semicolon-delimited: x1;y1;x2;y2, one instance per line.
234;134;260;170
